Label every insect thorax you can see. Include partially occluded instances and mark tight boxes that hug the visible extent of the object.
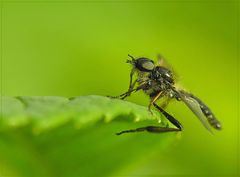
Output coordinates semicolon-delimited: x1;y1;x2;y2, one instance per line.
137;66;175;98
150;66;174;84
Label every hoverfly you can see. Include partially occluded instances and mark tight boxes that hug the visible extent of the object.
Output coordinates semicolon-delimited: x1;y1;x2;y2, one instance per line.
111;54;221;135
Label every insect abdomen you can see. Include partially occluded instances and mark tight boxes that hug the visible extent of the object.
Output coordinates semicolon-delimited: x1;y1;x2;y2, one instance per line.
190;95;222;130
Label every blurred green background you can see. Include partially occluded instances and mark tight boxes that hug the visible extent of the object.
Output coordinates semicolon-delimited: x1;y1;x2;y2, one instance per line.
1;0;239;176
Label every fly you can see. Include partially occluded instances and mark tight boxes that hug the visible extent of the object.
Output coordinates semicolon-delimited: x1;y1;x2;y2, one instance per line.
111;54;222;135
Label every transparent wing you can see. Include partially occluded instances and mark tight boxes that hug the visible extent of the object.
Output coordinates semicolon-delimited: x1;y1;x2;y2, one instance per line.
157;54;179;81
178;91;213;133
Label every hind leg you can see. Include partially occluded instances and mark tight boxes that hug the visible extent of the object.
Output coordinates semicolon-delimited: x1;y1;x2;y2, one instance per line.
116;103;183;135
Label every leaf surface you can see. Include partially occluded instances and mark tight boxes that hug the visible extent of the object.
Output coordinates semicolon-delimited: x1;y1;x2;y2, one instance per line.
0;95;178;177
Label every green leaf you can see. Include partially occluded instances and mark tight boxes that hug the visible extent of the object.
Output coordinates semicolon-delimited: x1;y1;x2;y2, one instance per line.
0;95;178;177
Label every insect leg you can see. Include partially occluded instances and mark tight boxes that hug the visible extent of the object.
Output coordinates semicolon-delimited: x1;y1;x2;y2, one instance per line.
109;68;137;99
116;126;180;135
110;81;147;100
119;89;135;100
115;103;183;135
148;91;163;114
109;79;137;100
109;87;136;99
153;103;183;130
119;82;147;100
123;73;138;99
126;54;138;92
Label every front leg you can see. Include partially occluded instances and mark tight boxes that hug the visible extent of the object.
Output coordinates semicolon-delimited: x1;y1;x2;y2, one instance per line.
112;82;148;100
122;79;137;99
128;69;135;91
110;80;148;100
109;68;137;99
109;79;137;100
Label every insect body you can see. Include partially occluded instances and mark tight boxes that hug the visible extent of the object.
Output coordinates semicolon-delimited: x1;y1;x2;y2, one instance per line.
113;54;221;135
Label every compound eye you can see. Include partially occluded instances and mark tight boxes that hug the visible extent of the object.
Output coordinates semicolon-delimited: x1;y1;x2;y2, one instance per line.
136;58;155;72
142;61;154;71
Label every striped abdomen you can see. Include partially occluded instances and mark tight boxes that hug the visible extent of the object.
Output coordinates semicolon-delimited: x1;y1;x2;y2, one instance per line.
189;94;222;130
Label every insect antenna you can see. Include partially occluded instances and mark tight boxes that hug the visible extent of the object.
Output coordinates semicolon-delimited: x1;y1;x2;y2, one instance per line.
126;54;136;64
